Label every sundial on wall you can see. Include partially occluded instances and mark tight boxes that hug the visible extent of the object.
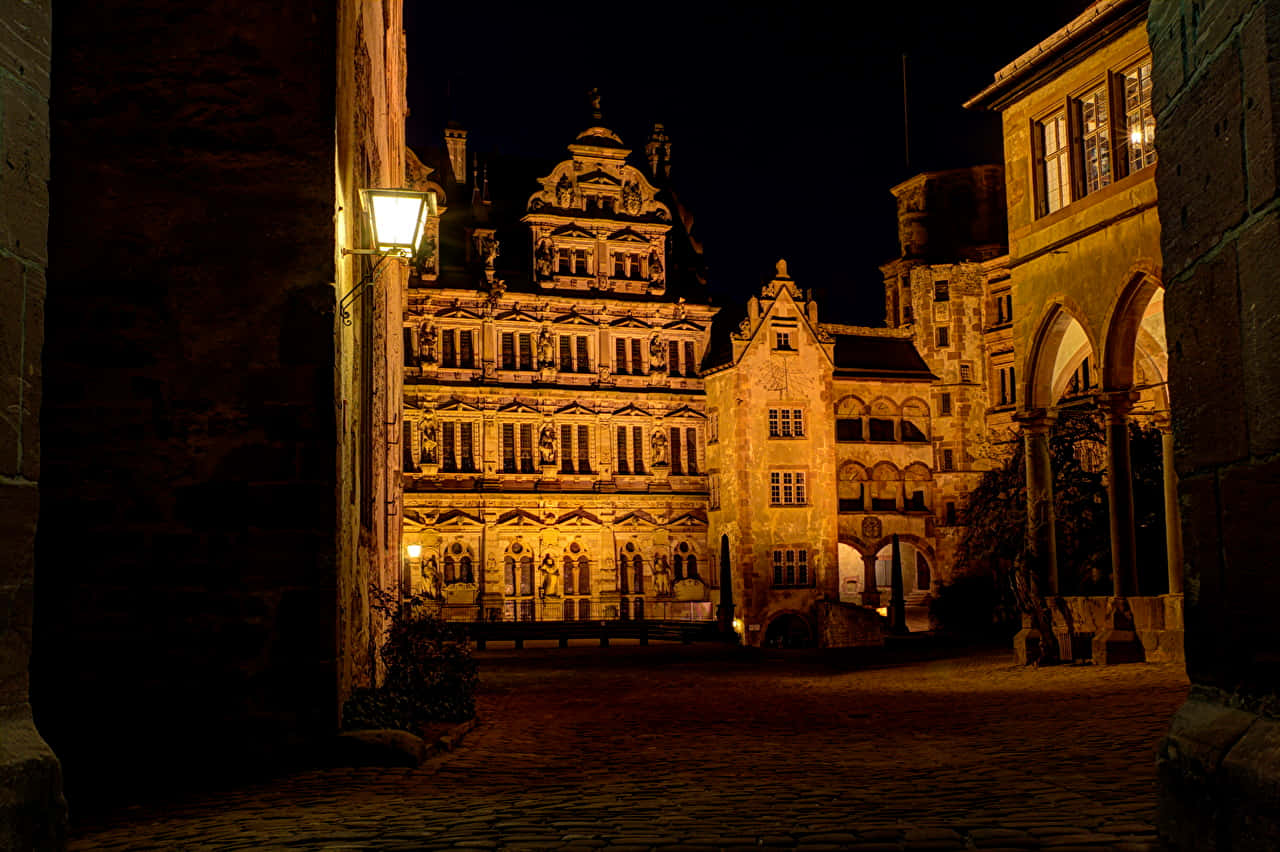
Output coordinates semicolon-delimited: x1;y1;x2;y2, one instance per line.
761;360;789;395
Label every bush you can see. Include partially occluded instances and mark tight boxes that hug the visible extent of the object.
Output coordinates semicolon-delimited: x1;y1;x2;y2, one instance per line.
928;574;1016;638
341;592;479;735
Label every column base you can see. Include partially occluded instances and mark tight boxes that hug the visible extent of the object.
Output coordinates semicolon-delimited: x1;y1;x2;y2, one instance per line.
0;711;67;851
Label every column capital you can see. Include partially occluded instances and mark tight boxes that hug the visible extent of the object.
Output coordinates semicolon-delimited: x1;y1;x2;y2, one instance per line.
1096;389;1140;422
1014;408;1056;434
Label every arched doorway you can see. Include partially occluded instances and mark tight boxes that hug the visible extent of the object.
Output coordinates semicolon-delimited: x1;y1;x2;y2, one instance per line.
837;542;863;602
873;539;932;595
763;613;814;648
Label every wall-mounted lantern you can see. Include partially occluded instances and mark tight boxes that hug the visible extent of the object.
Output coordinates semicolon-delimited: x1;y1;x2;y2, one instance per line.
339;187;438;324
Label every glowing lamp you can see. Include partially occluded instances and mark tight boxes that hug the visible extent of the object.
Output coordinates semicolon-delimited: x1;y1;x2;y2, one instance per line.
406;544;422;559
876;606;889;618
1130;129;1144;145
732;618;745;635
358;188;436;258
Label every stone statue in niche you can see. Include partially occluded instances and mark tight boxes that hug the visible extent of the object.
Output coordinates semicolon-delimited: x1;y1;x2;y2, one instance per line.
674;298;687;321
535;239;553;279
475;232;499;268
651;427;668;465
539;422;558;464
422;554;442;600
648;247;664;283
649;333;667;372
538;553;561;598
555;174;574;208
622;180;641;214
652;554;673;596
421;420;438;464
420;323;437;363
538;326;556;368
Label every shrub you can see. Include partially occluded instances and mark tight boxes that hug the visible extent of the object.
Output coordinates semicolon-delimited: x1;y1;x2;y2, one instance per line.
928;574;1015;638
341;591;478;735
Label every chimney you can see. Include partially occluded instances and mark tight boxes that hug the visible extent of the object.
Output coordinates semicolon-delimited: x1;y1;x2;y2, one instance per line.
646;123;671;182
445;123;467;185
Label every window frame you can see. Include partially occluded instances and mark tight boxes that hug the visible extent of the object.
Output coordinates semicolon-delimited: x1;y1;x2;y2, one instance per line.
768;470;808;506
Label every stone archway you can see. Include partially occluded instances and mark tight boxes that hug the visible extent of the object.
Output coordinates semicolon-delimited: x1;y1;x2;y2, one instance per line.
763;612;815;648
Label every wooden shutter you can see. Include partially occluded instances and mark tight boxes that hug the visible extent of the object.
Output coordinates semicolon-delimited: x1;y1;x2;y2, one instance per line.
1030;117;1047;218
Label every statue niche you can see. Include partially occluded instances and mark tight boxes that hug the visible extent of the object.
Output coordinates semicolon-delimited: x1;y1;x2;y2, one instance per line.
535;238;553;280
539;421;558;465
555;174;574;208
651;427;669;466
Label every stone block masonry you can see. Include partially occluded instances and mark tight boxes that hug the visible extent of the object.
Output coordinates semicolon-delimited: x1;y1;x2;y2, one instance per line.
1151;0;1280;848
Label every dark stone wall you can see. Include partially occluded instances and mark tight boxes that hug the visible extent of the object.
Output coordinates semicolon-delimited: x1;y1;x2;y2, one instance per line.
34;1;341;806
1150;0;1280;847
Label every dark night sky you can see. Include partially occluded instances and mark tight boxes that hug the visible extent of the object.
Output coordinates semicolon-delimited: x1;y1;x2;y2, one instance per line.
403;0;1092;326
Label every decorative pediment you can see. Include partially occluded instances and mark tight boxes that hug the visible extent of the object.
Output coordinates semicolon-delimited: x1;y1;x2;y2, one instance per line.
578;169;621;187
495;508;544;527
612;403;652;417
608;315;652;328
555;508;603;527
663;405;707;420
662;318;706;331
550;223;596;240
552;310;596;326
605;228;649;243
555;401;597;417
494;308;539;323
436;398;482;412
434;508;484;527
614;510;659;528
497;400;540;414
667;511;709;528
434;305;483;319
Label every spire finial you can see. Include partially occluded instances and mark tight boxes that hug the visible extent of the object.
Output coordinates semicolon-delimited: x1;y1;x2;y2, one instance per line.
588;87;602;121
776;259;790;278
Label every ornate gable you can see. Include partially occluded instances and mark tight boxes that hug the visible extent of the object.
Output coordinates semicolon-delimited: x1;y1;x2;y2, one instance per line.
495;508;543;527
493;308;539;323
436;397;482;412
609;315;653;329
554;508;603;527
434;305;483;320
497;400;539;414
614;510;659;529
613;403;652;417
664;405;707;420
552;310;596;326
555;401;597;417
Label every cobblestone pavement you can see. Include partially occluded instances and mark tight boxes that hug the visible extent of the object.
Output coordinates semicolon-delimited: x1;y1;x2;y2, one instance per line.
70;644;1189;851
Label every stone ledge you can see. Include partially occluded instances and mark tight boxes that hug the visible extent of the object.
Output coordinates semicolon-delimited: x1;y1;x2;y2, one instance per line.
1158;697;1280;851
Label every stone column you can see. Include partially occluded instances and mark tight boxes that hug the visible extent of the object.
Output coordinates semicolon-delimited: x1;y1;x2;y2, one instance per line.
860;553;880;607
1158;420;1184;595
1099;391;1140;597
888;534;908;635
1018;411;1058;595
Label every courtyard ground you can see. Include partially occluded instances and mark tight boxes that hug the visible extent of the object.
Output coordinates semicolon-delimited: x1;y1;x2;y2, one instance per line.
69;642;1188;851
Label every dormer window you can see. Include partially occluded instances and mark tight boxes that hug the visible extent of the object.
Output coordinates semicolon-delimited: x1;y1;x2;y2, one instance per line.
774;331;793;351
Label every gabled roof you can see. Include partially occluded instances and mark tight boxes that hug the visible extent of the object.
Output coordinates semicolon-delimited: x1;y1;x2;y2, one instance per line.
549;223;596;239
554;508;603;526
662;318;705;331
436;398;482;412
497;400;540;414
493;308;539;322
434;508;484;525
609;315;653;328
434;305;484;319
495;508;544;526
613;403;652;417
664;405;706;420
555;401;597;416
552;310;596;326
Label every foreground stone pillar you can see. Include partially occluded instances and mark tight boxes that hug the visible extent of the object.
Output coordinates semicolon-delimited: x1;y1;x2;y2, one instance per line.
860;553;879;608
1151;0;1280;846
1158;421;1184;595
1018;411;1058;595
887;534;908;635
1099;391;1140;596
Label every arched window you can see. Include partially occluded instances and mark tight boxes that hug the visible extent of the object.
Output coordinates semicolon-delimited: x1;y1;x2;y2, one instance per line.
838;462;868;513
686;554;698;580
634;598;645;620
871;462;901;511
563;556;575;594
618;550;629;593
577;556;590;594
901;398;931;443
904;462;933;512
633;555;645;593
459;555;473;583
519;555;534;595
673;554;684;580
504;557;516;595
443;555;456;584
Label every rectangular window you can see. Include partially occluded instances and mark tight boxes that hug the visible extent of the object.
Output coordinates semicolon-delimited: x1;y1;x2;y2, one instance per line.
798;550;809;585
1124;61;1156;173
1009;366;1016;405
772;550;783;586
709;473;720;510
685;428;698;475
960;364;972;383
573;249;589;275
459;330;474;368
669;340;680;375
934;280;950;302
632;426;645;474
502;423;516;472
577;424;591;473
999;368;1008;406
615;338;628;374
941;448;954;472
937;327;950;348
940;393;952;416
836;418;862;442
459;422;475;472
630;339;643;374
560;425;574;473
613;254;625;277
945;501;958;526
1079;84;1112;194
868;418;895;442
518;333;534;371
670;427;682;474
576;336;590;372
501;332;516;370
441;329;456;367
775;331;792;350
683;341;696;376
559;336;573;372
1040;110;1070;215
769;471;806;505
519;423;534;473
441;422;456;472
772;549;809;586
616;426;629;474
769;408;805;438
709;410;719;443
557;249;571;274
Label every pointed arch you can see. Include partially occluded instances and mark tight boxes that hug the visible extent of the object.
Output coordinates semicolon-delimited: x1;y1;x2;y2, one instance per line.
1102;265;1165;392
1024;299;1099;410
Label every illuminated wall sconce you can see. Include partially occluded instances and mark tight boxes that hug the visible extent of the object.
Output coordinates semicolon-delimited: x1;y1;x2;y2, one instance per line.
406;543;422;559
339;187;438;324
